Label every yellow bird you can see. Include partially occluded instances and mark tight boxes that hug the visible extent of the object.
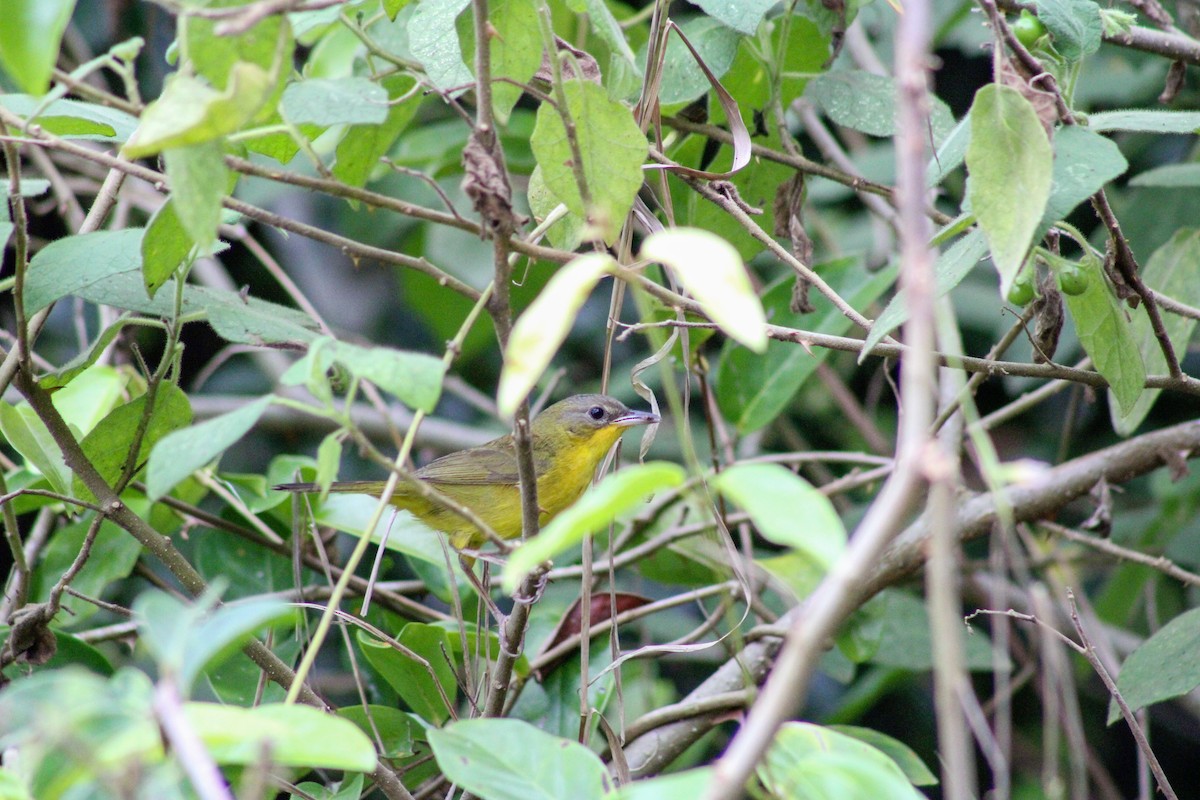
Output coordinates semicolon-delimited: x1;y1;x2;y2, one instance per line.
275;394;658;550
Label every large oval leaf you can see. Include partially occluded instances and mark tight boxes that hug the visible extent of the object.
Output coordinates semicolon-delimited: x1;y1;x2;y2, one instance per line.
530;80;648;243
641;227;767;352
966;84;1052;298
429;718;610;800
713;463;846;571
498;253;615;417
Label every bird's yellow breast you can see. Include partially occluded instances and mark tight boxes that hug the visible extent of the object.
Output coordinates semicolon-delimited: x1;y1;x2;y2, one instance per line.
400;425;627;550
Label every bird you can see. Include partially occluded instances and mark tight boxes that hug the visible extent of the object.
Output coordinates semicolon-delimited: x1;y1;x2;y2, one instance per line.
274;394;659;550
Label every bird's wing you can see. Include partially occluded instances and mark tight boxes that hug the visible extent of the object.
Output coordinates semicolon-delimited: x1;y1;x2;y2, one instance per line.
419;445;520;486
418;440;555;486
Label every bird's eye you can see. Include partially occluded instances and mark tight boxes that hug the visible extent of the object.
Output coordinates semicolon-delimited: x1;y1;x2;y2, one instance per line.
588;405;606;421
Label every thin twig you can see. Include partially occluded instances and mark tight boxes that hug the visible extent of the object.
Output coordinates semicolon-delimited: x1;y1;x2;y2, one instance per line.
1065;589;1179;800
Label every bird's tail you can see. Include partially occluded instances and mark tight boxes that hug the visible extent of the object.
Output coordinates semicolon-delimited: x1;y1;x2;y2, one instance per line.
273;480;394;496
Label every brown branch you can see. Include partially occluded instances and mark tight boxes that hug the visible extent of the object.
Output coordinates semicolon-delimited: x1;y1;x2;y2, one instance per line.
1043;520;1200;588
1066;590;1179;800
700;3;945;790
995;0;1200;65
637;316;1200;397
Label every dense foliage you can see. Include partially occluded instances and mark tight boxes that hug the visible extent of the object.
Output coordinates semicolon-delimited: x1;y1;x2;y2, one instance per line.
3;0;1200;798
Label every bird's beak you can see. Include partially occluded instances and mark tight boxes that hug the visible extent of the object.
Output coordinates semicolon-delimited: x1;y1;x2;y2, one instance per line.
613;409;660;427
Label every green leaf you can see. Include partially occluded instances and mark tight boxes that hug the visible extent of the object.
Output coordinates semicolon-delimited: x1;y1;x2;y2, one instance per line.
1110;606;1200;723
242;108;319;164
612;769;715;800
357;624;457;724
428;718;610;800
1063;271;1145;415
74;383;193;501
145;395;274;501
330;339;445;413
0;95;138;141
826;725;939;786
576;0;640;96
1129;163;1200;187
315;431;342;492
641;227;767;352
0;667;160;796
383;0;412;19
185;702;377;771
457;0;541;124
1086;110;1200;133
183;2;292;112
0;402;72;496
123;66;272;157
24;228;145;315
503;462;687;591
282;337;444;412
24;233;318;345
808;70;955;145
204;286;318;345
39;318;131;390
49;365;129;438
337;705;417;759
0;0;75;95
759;722;925;799
866;590;998;671
333;75;421;187
508;638;614;740
1041;125;1127;224
1111;229;1200;433
162;140;228;251
291;775;365;800
282;77;389;126
135;589;296;694
205;632;301;706
530;79;648;243
0;765;33;800
410;0;474;92
864;231;987;357
30;515;142;624
926;116;969;187
653;16;742;106
966;84;1053;297
715;258;896;430
689;0;776;33
714;463;847;571
527;165;583;250
1036;0;1102;60
498;253;615;416
429;621;531;678
141;201;193;298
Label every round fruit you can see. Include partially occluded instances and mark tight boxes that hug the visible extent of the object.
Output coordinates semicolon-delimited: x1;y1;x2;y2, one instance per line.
1057;262;1090;295
1013;10;1048;49
1007;272;1036;305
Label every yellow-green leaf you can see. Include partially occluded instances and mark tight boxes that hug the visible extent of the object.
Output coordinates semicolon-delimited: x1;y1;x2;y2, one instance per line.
966;84;1052;298
503;462;686;590
530;80;647;243
641;227;767;352
498;253;615;417
1063;273;1145;415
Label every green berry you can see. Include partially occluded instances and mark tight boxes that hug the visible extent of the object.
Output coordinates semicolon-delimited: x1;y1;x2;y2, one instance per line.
1013;10;1048;49
1057;262;1090;295
1007;273;1035;306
